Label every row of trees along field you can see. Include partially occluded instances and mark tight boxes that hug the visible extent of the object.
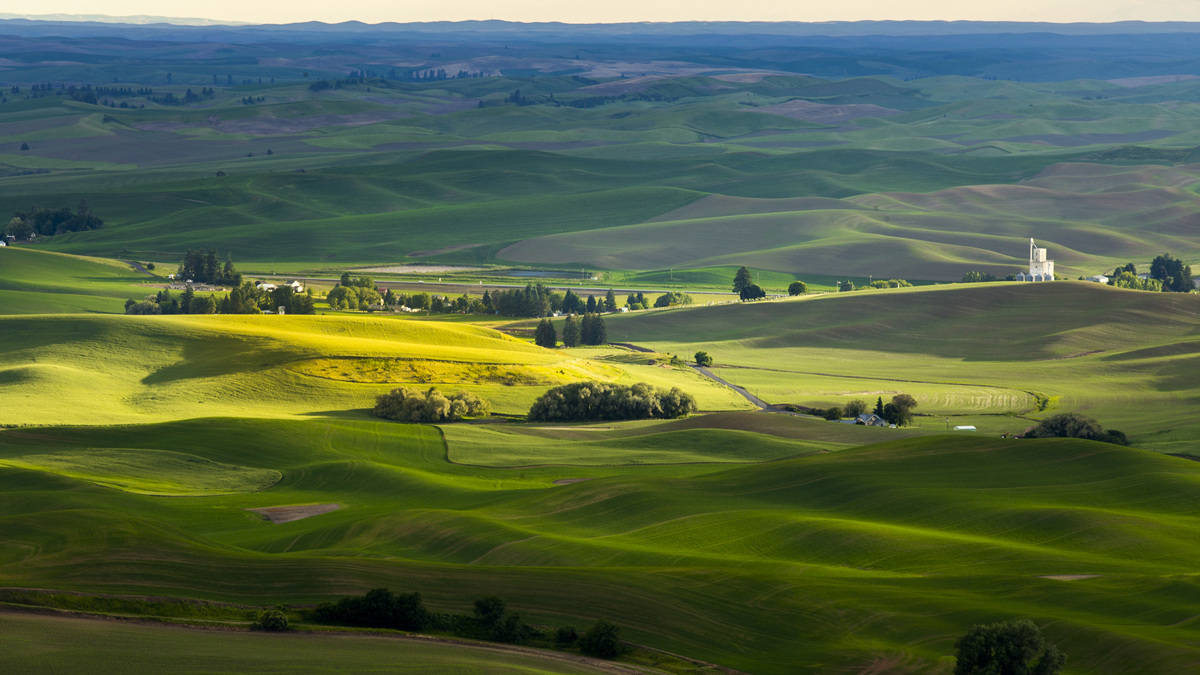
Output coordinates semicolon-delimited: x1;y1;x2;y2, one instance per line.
127;253;313;315
533;314;607;348
302;588;622;658
812;394;919;425
6;202;102;239
528;382;697;422
734;266;812;299
126;282;315;315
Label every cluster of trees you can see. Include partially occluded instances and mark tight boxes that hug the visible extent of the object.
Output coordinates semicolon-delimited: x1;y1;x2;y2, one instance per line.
694;351;713;367
126;281;316;316
1107;265;1161;291
147;88;215;106
962;271;997;283
310;588;430;631
373;387;490;423
815;395;918;426
733;267;767;300
625;292;649;310
1148;254;1194;293
307;588;622;657
533;314;609;348
564;313;607;346
528;382;697;422
560;288;618;314
406;68;487;81
7;202;102;238
653;291;693;307
491;283;555;317
1025;412;1128;445
788;281;808;295
869;278;913;288
954;619;1065;675
177;249;242;286
327;284;382;310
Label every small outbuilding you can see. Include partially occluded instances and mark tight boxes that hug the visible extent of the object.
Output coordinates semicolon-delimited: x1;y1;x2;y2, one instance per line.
1086;275;1108;284
953;425;977;431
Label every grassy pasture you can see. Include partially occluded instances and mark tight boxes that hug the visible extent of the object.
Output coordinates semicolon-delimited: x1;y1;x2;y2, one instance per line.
0;247;155;314
608;282;1200;450
4;419;1200;673
0;613;622;675
0;312;749;425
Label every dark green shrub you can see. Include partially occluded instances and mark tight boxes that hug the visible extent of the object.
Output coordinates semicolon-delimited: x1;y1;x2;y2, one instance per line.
579;619;622;658
528;382;697;422
256;609;289;631
555;625;578;644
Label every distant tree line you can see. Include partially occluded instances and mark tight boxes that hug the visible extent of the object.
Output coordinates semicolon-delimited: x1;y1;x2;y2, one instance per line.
528;382;697;422
307;588;623;657
372;387;490;423
7;202;102;238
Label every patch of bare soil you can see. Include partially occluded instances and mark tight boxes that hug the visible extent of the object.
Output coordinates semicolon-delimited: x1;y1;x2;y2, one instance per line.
1039;574;1102;581
409;243;486;258
552;478;594;485
248;503;340;524
358;264;486;274
711;72;787;83
746;99;900;124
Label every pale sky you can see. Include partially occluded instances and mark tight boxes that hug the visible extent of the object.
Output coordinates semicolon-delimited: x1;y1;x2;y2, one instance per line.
4;0;1200;25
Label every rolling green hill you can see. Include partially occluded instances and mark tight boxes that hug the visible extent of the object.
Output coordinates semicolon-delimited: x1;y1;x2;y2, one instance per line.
0;247;154;314
6;72;1200;277
4;418;1200;673
0;310;749;425
607;282;1200;450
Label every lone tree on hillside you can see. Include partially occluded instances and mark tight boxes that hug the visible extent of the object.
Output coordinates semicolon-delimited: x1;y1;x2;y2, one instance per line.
953;619;1065;675
694;351;713;367
732;266;753;294
534;319;557;348
788;281;807;295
